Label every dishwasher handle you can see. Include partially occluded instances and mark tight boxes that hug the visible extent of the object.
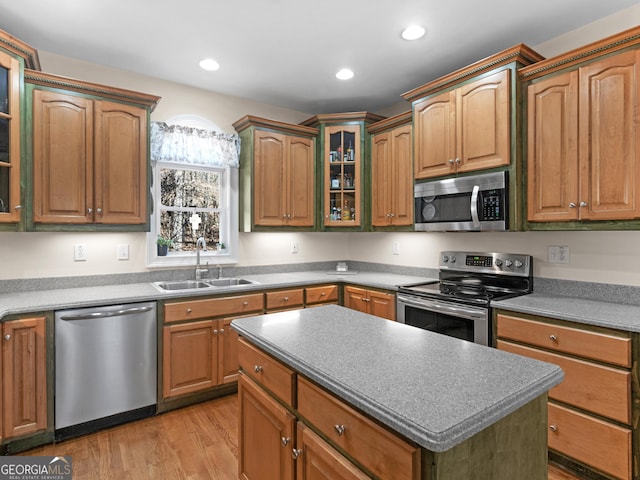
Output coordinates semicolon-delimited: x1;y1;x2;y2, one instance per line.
59;305;154;321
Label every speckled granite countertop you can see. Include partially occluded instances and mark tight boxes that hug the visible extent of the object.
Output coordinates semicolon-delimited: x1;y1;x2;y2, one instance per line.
231;305;564;452
0;271;435;320
493;293;640;333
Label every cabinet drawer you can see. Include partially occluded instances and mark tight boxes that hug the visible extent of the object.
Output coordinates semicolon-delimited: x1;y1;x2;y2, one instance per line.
266;289;304;311
497;340;631;424
496;313;631;367
297;376;420;480
549;402;631;480
305;285;338;305
165;293;264;323
238;337;295;407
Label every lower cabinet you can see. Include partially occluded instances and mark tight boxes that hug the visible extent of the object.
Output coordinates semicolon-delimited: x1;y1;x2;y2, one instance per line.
305;284;339;307
162;293;264;400
495;310;634;480
2;316;47;440
238;337;420;480
266;288;304;312
344;285;396;320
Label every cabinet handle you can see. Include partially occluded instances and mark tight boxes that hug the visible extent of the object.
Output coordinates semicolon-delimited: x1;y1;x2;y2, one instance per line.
186;308;192;313
254;365;263;373
334;424;346;436
292;448;302;460
284;297;289;302
219;328;224;334
579;201;588;207
213;329;218;335
281;437;290;446
549;334;558;342
14;205;21;211
448;158;454;164
243;301;249;306
4;334;10;341
320;292;326;296
549;425;557;432
87;208;93;213
569;202;576;208
454;158;461;164
96;208;103;214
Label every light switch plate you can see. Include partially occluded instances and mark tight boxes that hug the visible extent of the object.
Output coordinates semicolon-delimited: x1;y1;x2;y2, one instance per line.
117;244;129;260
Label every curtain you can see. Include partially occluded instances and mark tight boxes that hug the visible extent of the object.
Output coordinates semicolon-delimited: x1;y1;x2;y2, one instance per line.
150;121;240;168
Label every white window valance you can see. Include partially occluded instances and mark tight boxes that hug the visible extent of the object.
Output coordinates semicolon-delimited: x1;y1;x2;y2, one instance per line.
150;121;240;168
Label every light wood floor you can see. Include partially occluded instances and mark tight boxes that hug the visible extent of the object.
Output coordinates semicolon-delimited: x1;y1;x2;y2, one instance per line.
24;394;581;479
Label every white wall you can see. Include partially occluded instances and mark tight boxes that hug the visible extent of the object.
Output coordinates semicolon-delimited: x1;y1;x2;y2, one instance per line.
2;6;640;285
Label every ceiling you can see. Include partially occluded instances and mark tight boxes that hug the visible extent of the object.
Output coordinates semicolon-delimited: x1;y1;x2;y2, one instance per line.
0;1;637;114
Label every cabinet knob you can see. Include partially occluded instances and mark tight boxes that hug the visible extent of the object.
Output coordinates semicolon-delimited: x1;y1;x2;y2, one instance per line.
579;201;588;207
549;425;558;432
283;297;289;302
4;334;10;341
448;158;454;164
569;202;576;208
292;448;302;460
213;329;218;335
334;424;346;436
320;292;326;296
243;301;249;306
14;205;21;211
281;437;290;446
87;208;93;213
454;157;461;164
219;328;224;334
186;308;192;313
254;365;263;373
96;208;103;214
549;334;558;342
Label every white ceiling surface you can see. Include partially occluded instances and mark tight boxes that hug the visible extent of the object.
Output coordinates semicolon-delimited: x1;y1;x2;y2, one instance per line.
1;1;638;114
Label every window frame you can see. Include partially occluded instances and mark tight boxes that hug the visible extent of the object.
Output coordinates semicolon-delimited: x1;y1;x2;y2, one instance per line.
146;160;239;268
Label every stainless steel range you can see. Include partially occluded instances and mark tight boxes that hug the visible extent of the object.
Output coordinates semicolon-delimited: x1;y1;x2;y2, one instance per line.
397;251;533;346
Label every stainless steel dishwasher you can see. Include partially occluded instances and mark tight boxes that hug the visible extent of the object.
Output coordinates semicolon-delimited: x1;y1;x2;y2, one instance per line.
55;301;157;440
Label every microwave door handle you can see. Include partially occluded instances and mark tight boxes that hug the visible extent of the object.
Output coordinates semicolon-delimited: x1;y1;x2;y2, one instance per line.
470;185;480;228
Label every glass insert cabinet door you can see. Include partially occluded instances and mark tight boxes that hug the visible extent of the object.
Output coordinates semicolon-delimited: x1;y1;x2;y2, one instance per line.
324;125;361;227
0;50;20;224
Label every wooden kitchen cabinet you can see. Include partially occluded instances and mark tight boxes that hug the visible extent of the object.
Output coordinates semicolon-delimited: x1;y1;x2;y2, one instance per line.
233;115;317;231
266;288;304;312
2;316;47;440
344;285;395;321
495;310;634;480
305;284;339;306
369;112;414;228
162;293;264;400
0;50;21;226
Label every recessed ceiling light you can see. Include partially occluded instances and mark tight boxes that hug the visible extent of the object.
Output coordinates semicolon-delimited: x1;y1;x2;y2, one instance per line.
199;58;220;71
402;25;426;41
336;68;354;80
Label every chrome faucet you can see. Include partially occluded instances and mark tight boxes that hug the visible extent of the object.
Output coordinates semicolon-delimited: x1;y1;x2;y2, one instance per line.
195;237;208;280
215;264;222;279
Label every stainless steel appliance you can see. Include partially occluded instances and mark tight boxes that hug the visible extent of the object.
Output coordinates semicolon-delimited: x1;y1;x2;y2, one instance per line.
414;171;508;231
55;301;157;440
397;251;532;346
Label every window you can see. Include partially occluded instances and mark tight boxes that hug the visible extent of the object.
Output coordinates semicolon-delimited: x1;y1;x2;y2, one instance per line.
147;119;240;267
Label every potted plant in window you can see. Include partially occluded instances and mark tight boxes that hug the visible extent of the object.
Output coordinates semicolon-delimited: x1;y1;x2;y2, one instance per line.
156;236;173;256
216;242;226;252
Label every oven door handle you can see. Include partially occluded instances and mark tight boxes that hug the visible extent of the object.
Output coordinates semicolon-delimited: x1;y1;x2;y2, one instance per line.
470;185;480;228
397;295;486;321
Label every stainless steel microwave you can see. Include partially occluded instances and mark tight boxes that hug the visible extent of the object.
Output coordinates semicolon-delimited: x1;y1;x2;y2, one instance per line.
414;171;508;231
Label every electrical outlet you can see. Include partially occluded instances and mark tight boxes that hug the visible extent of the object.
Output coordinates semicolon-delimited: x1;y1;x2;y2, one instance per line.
291;241;298;254
548;246;570;264
74;244;87;262
392;241;400;255
117;244;129;260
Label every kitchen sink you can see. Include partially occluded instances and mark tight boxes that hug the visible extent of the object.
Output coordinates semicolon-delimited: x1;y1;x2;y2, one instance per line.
152;278;256;292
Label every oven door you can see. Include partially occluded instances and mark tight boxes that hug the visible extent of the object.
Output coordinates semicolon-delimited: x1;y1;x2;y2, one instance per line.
396;293;490;346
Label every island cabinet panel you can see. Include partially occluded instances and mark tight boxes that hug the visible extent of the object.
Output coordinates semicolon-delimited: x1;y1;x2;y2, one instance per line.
296;422;370;480
297;376;420;480
304;284;338;306
344;285;396;321
495;310;635;480
238;373;295;480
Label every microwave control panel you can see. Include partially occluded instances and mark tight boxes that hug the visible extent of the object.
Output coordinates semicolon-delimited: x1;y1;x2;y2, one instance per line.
480;190;503;220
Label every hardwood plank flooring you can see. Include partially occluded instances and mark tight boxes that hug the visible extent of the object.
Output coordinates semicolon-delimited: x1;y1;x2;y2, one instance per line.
23;394;581;479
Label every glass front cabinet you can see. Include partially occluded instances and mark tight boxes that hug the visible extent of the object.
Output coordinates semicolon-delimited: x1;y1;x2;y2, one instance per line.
301;112;385;230
0;49;21;225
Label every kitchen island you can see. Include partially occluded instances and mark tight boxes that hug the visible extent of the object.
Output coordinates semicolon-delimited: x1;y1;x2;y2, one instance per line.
231;305;564;479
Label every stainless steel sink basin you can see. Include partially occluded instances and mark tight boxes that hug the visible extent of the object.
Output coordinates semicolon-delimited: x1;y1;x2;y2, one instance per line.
152;278;256;292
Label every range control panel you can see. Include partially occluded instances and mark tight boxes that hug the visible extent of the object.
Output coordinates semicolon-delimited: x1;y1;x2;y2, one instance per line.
440;251;532;277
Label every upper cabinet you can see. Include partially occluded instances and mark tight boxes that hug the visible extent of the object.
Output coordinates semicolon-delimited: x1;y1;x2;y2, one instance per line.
234;115;318;231
368;112;413;228
522;27;640;228
403;45;543;181
301;112;385;230
26;71;160;230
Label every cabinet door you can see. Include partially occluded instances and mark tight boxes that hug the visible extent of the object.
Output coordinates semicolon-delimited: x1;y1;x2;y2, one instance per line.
368;290;396;321
413;90;456;179
0;51;21;223
3;316;47;439
343;286;368;314
33;90;93;223
238;373;295;480
217;318;239;385
324;125;361;227
579;50;640;221
94;100;147;224
527;70;579;222
162;320;217;398
296;422;369;480
287;135;314;226
254;130;286;226
457;69;510;173
371;131;392;226
391;124;414;226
